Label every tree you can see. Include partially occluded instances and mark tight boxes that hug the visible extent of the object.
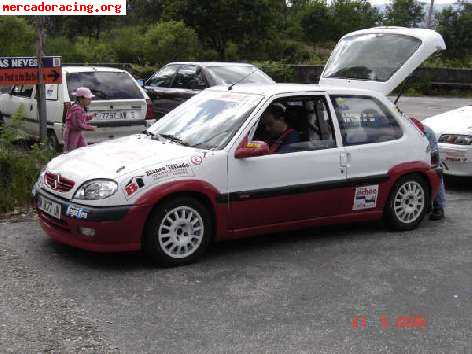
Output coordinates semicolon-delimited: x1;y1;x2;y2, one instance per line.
330;0;381;41
0;17;35;56
300;1;333;44
143;21;200;65
384;0;425;27
162;0;280;60
436;3;472;58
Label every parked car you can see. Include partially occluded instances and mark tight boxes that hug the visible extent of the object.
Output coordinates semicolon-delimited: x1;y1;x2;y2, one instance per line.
423;106;472;176
33;27;444;266
143;62;274;118
0;66;155;151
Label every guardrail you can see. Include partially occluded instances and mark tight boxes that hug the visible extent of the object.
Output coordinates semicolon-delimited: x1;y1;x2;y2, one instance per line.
290;65;472;90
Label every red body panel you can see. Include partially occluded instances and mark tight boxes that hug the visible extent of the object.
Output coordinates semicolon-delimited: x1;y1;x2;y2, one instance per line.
37;204;152;252
37;162;441;252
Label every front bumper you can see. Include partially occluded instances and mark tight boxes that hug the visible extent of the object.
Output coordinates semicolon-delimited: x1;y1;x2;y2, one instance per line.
439;144;472;177
34;189;153;252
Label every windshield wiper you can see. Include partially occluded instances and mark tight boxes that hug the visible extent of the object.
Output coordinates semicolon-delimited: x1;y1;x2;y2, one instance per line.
159;133;189;146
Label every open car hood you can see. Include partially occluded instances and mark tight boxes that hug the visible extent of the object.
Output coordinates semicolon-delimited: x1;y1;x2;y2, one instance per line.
319;27;446;95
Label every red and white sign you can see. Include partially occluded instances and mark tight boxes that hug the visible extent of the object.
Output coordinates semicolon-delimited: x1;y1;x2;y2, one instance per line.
0;67;62;86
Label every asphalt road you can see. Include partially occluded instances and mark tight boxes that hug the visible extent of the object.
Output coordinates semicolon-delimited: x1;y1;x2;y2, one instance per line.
1;96;471;353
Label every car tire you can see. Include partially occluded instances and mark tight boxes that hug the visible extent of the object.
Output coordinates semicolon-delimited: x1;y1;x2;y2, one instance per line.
143;196;213;267
384;174;429;231
47;130;61;152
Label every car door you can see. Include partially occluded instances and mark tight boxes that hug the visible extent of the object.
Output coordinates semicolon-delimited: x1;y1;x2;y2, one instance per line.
144;64;180;118
2;85;38;136
330;94;407;211
227;93;352;230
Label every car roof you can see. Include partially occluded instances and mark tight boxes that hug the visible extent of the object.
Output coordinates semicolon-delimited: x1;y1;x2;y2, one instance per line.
165;62;256;68
62;66;128;73
207;83;377;97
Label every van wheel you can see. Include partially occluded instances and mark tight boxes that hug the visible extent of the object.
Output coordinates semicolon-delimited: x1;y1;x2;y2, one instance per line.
47;130;61;152
143;197;212;267
384;175;428;231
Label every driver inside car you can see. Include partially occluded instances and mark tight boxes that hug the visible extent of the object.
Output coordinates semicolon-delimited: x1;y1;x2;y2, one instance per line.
262;103;301;154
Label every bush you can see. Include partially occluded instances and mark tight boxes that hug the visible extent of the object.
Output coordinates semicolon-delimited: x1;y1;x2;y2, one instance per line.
252;61;296;83
106;26;146;64
0;107;55;214
0;17;35;56
143;21;200;66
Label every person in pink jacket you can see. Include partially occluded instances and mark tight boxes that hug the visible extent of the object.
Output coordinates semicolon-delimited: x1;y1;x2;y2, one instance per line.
63;87;96;152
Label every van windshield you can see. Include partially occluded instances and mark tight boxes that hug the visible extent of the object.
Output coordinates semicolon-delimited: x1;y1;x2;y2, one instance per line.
148;91;262;150
67;71;143;100
323;33;422;82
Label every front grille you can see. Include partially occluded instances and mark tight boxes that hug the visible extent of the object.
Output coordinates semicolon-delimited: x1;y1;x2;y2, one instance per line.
438;134;472;145
44;172;75;192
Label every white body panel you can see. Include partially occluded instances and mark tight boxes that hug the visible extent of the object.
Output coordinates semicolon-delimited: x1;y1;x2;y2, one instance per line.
423;106;472;176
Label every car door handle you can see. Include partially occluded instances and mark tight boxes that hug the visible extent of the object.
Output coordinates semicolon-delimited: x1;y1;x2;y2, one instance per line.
340;152;351;167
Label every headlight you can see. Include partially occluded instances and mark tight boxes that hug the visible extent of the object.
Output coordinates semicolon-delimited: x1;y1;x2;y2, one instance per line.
74;179;118;200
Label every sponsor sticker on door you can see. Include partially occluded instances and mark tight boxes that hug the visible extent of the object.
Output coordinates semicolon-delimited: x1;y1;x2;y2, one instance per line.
353;184;379;210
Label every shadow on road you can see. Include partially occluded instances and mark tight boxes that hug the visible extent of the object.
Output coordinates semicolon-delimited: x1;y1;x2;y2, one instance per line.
45;220;393;270
444;175;472;192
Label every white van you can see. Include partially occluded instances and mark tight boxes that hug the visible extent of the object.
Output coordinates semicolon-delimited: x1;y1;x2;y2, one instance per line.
0;66;155;150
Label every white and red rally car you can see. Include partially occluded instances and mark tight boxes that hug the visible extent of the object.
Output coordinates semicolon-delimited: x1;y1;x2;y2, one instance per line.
34;27;445;266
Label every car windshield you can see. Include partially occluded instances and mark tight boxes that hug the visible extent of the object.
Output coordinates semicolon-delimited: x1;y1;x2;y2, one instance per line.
207;66;273;85
148;91;263;150
67;71;144;100
323;33;421;82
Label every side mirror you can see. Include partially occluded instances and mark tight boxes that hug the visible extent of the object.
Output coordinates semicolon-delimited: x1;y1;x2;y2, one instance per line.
235;138;269;159
137;79;145;88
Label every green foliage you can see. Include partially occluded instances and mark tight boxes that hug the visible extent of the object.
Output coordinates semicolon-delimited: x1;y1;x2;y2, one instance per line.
0;107;55;214
384;0;424;27
143;21;199;65
106;26;146;64
252;61;296;82
436;4;472;59
330;0;381;41
0;17;35;56
300;0;380;45
300;1;333;44
162;0;280;60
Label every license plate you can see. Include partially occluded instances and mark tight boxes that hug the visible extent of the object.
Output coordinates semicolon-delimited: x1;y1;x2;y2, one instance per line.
38;196;61;220
95;111;137;121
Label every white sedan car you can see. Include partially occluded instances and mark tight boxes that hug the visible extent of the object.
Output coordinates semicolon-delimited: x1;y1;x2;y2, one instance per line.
423;106;472;176
33;27;444;266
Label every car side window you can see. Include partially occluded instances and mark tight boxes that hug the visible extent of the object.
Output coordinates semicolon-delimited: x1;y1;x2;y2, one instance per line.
171;65;207;90
146;65;178;88
11;85;33;98
331;95;402;146
252;96;336;154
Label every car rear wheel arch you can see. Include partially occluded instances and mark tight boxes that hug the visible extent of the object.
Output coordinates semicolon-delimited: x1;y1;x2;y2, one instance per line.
384;172;431;230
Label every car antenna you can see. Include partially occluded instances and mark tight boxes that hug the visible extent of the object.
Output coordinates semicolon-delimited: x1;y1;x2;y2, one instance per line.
228;69;258;91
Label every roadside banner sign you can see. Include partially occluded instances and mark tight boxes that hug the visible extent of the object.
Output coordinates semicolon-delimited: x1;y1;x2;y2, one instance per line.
0;56;62;85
